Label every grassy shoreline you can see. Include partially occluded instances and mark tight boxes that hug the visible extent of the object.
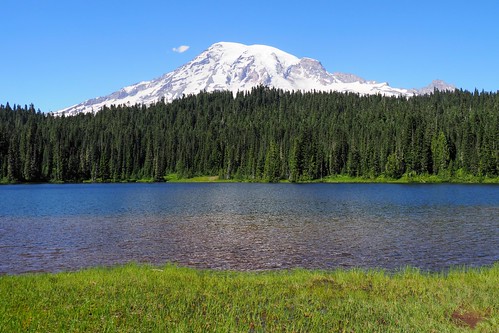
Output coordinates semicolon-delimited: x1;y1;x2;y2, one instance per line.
2;173;498;185
1;263;497;332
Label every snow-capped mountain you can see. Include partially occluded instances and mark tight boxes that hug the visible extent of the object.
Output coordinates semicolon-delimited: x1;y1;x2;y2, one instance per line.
414;79;456;95
55;42;455;115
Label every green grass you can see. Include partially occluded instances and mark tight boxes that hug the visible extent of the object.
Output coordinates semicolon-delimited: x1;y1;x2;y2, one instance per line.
162;172;499;184
164;173;231;183
74;171;499;184
1;264;497;332
160;173;499;184
2;172;498;185
322;173;499;184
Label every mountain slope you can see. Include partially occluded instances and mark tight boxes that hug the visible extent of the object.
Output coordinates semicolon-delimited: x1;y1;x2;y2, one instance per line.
56;42;455;115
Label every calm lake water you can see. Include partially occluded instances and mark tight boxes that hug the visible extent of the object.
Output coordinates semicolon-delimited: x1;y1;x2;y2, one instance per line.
0;183;498;274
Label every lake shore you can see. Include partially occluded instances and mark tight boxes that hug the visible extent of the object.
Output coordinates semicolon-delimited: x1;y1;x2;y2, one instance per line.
3;173;498;185
165;173;499;184
1;263;497;332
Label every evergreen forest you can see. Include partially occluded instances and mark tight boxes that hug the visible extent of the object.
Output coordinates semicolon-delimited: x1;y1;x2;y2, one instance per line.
0;87;497;183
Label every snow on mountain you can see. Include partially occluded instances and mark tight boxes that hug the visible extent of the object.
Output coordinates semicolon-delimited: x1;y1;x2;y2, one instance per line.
55;42;454;116
413;79;456;95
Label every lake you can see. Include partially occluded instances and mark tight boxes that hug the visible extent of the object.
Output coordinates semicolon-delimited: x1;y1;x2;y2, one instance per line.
0;183;497;274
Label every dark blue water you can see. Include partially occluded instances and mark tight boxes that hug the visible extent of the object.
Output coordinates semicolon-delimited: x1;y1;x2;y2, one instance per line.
0;183;497;273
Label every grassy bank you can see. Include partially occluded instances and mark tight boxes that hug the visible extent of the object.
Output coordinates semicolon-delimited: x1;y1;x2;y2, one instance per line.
165;173;499;184
2;173;499;184
321;174;499;184
1;264;497;332
122;173;499;184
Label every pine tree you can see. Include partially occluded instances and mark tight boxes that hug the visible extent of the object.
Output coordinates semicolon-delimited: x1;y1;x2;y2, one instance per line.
264;141;281;182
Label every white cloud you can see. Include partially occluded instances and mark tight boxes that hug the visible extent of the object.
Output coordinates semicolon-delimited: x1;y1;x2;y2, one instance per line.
172;45;190;53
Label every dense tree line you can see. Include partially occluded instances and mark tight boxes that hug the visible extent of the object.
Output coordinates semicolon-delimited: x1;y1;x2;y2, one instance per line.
0;87;497;183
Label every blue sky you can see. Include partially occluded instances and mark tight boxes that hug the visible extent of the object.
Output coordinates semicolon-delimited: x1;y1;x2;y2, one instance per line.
2;0;498;112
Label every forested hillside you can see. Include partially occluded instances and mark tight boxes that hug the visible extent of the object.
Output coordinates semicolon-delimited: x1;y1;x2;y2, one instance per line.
0;87;497;183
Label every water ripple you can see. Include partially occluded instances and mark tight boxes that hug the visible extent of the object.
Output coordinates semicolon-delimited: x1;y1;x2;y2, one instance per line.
0;183;497;273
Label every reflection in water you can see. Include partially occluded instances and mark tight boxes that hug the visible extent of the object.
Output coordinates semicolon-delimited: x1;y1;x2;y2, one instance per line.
0;183;498;273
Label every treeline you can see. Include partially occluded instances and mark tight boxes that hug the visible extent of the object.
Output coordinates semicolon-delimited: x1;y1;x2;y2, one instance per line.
0;87;497;183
